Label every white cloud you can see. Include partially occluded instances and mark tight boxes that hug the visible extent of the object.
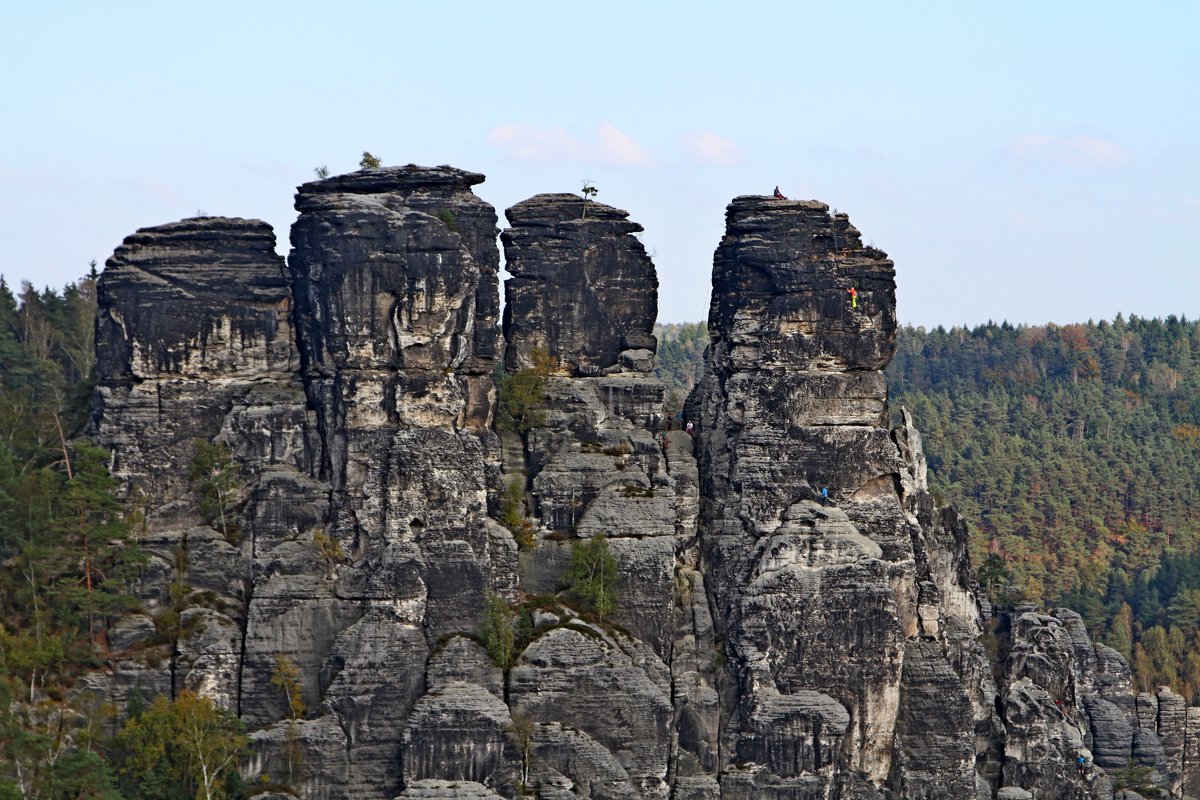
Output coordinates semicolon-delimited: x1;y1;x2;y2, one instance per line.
487;124;587;162
679;130;743;166
596;122;654;166
1009;134;1131;167
487;122;653;166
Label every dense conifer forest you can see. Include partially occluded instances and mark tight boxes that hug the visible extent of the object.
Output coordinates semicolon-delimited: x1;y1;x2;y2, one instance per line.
888;317;1200;700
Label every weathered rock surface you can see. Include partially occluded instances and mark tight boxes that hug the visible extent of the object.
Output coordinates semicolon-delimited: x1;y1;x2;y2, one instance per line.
692;195;999;796
501;193;658;375
995;606;1200;799
88;178;1200;800
281;166;515;798
91;215;312;717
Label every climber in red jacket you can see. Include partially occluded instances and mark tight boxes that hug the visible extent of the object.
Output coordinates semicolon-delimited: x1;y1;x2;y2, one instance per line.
847;287;858;309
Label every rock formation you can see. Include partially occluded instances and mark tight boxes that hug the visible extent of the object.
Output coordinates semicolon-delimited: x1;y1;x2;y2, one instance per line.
85;170;1200;799
501;194;658;375
691;197;997;798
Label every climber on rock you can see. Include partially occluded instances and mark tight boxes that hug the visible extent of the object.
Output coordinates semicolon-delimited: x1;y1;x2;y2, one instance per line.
1075;753;1088;777
847;287;858;309
774;186;786;200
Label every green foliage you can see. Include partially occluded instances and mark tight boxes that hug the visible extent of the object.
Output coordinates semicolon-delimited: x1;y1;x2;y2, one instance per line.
110;690;249;800
580;181;598;219
189;440;241;542
480;592;516;670
0;437;141;678
359;151;381;169
564;537;618;621
313;165;329;179
886;316;1200;700
975;552;1012;599
0;672;121;799
496;347;553;435
498;478;536;549
1111;759;1165;797
435;209;457;231
652;322;708;395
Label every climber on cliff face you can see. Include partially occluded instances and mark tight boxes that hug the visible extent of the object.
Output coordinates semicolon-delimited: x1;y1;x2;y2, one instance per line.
774;186;786;200
1076;754;1087;776
847;287;858;309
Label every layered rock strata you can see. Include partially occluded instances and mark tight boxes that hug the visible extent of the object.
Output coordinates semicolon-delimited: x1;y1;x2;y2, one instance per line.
501;194;658;375
275;166;516;798
691;197;999;798
86;175;1200;800
494;194;699;798
91;216;314;715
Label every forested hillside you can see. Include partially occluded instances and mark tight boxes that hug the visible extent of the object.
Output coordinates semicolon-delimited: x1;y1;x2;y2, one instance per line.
653;322;706;395
0;273;251;798
889;317;1200;699
659;316;1200;700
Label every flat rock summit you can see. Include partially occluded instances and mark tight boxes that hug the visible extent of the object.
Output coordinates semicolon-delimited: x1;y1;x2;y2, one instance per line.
85;165;1200;799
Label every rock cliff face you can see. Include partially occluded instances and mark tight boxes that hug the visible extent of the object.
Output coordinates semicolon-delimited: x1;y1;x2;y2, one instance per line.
92;215;312;715
691;197;997;798
88;170;1200;799
501;194;658;375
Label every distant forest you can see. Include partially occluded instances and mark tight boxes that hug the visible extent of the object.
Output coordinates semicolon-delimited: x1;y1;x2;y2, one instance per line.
659;317;1200;701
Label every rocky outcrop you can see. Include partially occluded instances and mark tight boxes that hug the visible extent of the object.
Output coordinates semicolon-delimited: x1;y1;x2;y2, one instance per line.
275;165;515;798
692;196;997;797
91;216;313;717
501;194;658;375
88;175;1200;800
996;606;1200;799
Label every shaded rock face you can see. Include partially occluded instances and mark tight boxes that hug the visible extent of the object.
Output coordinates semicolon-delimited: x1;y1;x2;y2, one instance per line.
91;216;313;718
692;196;997;796
276;165;515;799
88;179;1200;800
501;193;658;375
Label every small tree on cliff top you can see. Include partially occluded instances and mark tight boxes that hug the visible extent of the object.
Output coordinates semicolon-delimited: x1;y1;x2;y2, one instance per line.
360;151;382;169
581;180;598;219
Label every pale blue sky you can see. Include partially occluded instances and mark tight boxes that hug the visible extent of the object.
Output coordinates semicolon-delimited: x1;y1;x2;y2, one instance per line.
2;2;1196;326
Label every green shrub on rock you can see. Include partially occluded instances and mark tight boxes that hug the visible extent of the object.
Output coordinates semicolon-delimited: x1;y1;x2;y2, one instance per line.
480;591;516;669
564;537;618;621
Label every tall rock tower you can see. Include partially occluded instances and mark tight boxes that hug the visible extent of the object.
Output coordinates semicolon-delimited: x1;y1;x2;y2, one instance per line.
692;196;999;797
279;165;516;798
